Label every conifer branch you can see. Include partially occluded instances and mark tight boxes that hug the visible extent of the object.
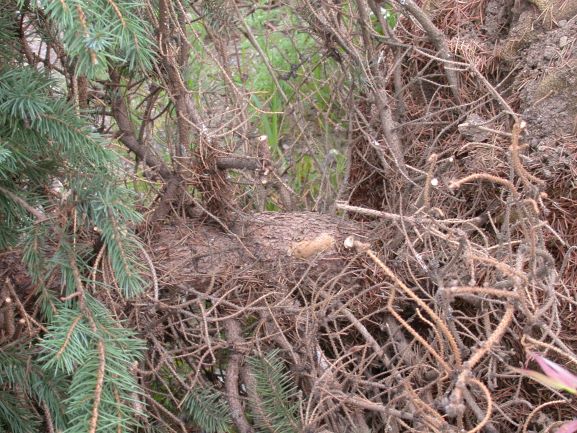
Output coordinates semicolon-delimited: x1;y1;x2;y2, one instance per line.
88;340;106;433
224;319;253;433
55;315;82;359
0;186;47;223
109;70;172;180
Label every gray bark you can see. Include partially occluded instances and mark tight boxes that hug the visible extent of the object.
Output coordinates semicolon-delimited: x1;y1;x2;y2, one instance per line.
149;211;371;289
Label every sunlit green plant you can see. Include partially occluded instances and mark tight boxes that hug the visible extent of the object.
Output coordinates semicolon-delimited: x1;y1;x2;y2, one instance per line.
236;3;346;203
370;2;398;34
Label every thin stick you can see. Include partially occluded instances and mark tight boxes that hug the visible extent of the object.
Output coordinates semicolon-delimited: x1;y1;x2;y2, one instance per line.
396;0;461;103
0;186;47;222
464;377;493;433
349;240;463;368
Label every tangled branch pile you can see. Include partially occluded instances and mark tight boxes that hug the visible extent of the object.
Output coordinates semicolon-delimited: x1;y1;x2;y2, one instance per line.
2;0;577;432
133;1;577;432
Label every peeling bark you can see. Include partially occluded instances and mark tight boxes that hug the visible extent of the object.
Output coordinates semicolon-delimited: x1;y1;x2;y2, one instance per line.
148;211;370;290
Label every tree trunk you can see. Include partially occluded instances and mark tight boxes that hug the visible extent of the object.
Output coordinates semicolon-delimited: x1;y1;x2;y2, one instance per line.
148;211;370;290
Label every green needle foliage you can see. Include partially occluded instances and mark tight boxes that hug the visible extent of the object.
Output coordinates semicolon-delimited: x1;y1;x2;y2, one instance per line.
39;297;145;433
182;385;233;433
21;0;156;78
0;1;152;432
247;350;302;433
0;61;147;296
0;349;68;433
0;390;38;433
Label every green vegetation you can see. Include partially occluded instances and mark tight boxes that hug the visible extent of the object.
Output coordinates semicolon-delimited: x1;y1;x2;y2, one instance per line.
0;1;151;432
247;350;301;433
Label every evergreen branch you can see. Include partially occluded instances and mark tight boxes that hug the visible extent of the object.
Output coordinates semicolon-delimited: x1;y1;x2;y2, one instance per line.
42;401;56;433
0;390;38;433
106;0;126;27
247;350;301;433
41;298;145;433
88;340;106;433
0;9;147;433
74;4;89;36
40;307;92;374
106;209;133;287
0;185;47;222
92;194;146;297
55;315;82;360
0;349;68;431
31;0;156;77
182;386;233;433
